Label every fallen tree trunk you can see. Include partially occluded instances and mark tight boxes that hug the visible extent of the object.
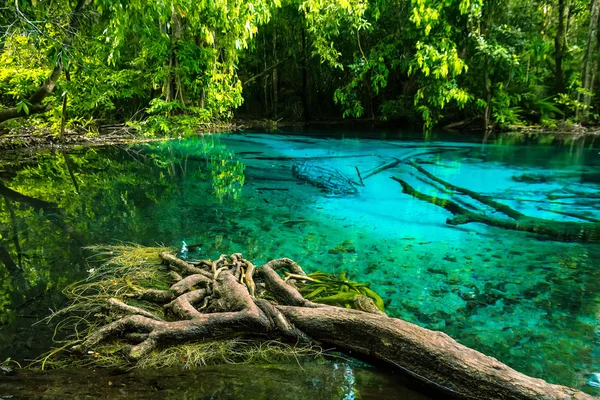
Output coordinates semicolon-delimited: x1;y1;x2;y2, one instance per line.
393;162;600;242
292;162;360;195
280;307;591;400
64;249;592;400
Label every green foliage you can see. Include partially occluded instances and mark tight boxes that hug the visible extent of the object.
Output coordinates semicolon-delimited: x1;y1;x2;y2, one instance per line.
0;35;49;107
298;271;386;312
0;0;275;133
300;0;369;68
1;0;599;132
555;87;594;120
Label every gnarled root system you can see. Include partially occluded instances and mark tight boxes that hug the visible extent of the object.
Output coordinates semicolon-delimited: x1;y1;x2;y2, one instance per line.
69;251;591;400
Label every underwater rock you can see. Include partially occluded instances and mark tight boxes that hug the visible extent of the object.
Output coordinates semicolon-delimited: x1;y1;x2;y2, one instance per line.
292;162;359;196
328;241;357;254
426;266;449;276
443;254;458;262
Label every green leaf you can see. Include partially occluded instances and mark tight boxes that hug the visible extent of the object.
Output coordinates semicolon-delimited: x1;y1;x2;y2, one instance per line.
16;101;30;115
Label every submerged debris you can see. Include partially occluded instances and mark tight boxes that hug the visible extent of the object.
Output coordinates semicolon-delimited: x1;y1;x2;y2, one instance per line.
292;162;359;196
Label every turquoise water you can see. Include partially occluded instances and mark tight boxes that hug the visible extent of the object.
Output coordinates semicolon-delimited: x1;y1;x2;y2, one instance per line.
0;131;599;394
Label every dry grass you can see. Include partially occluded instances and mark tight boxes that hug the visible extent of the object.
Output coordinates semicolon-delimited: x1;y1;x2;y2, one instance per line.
46;244;174;329
40;244;326;370
36;245;174;368
137;339;324;369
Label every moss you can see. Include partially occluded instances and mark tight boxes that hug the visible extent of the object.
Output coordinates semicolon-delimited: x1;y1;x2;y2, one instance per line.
298;271;386;312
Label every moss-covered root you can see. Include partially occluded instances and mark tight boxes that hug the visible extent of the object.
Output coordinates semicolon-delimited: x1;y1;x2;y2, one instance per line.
64;250;593;400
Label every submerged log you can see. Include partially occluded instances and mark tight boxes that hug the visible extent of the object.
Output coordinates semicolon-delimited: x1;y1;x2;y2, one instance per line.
392;162;600;242
292;162;359;195
68;251;592;400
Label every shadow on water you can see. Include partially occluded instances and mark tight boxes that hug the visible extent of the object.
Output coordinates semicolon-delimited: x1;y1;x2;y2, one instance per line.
0;363;431;399
0;131;599;395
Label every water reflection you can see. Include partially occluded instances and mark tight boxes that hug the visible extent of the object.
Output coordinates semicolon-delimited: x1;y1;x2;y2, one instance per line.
0;363;431;399
0;138;245;359
0;132;599;394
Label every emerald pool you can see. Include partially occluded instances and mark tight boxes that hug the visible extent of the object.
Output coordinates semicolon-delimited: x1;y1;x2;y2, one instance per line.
1;131;599;396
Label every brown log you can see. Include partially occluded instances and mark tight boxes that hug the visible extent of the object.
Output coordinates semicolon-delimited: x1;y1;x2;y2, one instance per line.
0;103;51;123
278;306;592;400
69;252;593;400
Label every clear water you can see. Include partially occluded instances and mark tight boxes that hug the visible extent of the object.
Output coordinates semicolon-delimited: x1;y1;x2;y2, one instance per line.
0;131;599;394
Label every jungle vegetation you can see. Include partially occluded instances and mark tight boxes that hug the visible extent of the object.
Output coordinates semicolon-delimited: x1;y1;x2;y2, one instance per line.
0;0;599;134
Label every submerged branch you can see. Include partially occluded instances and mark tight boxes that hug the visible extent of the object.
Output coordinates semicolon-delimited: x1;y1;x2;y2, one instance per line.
407;160;524;219
393;170;600;242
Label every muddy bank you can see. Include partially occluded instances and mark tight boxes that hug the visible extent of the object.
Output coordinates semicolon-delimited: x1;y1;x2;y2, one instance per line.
0;127;168;153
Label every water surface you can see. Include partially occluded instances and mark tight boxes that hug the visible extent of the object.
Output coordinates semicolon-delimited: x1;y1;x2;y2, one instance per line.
0;131;599;394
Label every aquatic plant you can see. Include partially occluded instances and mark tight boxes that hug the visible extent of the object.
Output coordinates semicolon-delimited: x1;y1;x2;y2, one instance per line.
295;271;385;312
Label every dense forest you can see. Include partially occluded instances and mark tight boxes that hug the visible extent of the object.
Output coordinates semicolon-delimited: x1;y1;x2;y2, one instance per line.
0;0;599;135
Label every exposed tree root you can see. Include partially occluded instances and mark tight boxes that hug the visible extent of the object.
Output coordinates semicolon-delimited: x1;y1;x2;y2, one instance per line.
393;161;600;242
63;250;592;400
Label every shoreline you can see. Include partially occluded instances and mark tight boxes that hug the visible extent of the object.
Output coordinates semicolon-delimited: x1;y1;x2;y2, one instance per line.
1;119;599;154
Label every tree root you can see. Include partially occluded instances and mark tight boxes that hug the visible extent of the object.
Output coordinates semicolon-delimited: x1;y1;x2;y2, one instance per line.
68;251;592;400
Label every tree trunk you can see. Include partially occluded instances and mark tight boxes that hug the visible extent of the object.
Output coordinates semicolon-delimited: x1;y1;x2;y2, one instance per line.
263;35;269;114
59;70;71;141
164;11;184;105
301;24;311;120
280;306;592;400
172;11;185;106
62;151;80;194
482;0;494;133
484;56;492;132
581;0;600;121
272;28;278;119
3;197;23;270
555;0;569;94
71;251;593;400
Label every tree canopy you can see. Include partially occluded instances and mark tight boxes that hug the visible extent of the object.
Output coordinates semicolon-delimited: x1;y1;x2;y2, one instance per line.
1;0;599;133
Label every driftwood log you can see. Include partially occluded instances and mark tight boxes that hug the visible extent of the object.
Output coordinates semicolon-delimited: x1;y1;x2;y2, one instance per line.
393;161;600;242
72;252;592;400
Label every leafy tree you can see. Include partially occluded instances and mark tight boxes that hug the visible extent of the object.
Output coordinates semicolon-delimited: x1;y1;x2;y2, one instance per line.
1;0;599;133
